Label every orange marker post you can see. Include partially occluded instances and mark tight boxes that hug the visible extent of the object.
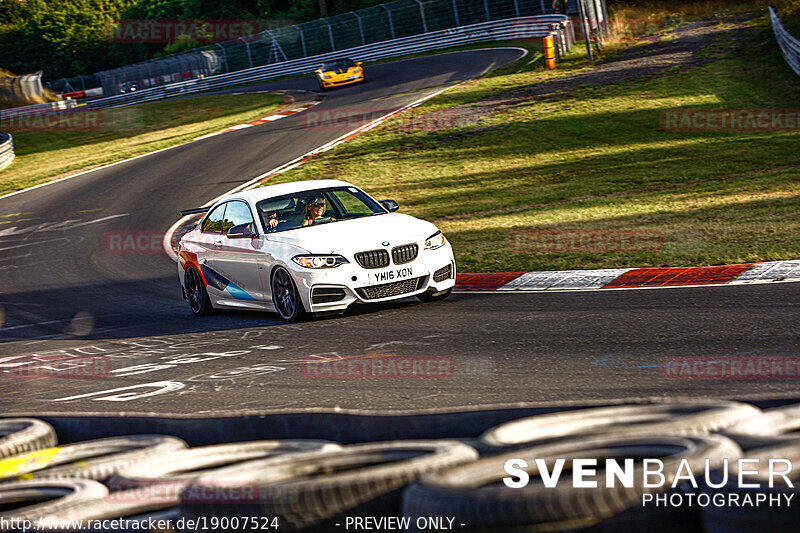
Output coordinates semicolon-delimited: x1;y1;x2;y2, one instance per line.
544;35;556;69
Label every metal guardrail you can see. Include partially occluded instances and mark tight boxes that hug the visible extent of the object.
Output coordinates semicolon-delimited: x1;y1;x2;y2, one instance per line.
0;16;572;121
0;132;15;171
0;99;79;122
45;0;596;96
769;6;800;77
78;16;572;111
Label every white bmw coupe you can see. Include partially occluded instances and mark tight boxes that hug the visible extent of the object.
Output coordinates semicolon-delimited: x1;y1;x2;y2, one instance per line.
177;180;456;321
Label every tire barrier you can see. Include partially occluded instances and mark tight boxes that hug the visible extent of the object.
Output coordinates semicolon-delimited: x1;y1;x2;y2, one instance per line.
722;404;800;451
0;479;108;523
403;435;740;532
181;440;478;532
0;418;56;459
479;401;761;450
0;435;187;482
1;400;800;532
0;132;14;172
702;441;800;533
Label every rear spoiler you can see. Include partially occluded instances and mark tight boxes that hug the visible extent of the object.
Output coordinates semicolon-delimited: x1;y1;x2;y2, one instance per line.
176;207;210;217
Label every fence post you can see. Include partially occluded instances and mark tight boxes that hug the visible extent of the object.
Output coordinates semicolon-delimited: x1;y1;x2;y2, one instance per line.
295;25;308;57
239;38;253;67
452;0;460;27
483;0;491;21
513;0;520;18
323;18;336;51
577;0;593;61
382;4;396;39
353;12;366;45
265;30;288;63
600;0;610;38
414;0;428;33
214;43;230;73
592;0;604;43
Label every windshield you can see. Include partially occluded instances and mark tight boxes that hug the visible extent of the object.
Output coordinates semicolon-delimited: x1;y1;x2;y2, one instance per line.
256;186;385;233
321;59;356;72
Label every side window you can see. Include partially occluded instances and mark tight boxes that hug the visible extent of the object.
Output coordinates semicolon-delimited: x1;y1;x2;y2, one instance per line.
222;201;255;235
332;190;371;216
202;203;226;233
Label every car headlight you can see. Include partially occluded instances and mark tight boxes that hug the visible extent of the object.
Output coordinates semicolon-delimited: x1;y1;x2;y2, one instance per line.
321;74;333;79
424;231;447;250
353;67;362;73
292;255;348;268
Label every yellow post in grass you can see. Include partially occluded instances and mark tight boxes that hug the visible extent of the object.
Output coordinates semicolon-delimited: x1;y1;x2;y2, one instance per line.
544;35;556;69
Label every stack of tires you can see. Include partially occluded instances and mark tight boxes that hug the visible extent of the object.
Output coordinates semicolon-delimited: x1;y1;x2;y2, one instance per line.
1;401;800;532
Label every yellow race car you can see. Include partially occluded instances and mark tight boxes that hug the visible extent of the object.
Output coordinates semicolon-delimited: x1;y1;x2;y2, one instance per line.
315;58;364;91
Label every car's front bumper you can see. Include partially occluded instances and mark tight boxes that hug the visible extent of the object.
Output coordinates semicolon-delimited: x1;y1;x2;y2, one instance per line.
318;73;364;88
290;242;456;314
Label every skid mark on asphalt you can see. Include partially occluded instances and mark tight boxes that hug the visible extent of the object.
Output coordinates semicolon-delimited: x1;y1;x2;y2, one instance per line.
0;213;129;239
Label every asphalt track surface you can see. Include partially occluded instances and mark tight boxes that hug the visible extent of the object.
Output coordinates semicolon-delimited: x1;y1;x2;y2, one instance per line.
1;48;799;415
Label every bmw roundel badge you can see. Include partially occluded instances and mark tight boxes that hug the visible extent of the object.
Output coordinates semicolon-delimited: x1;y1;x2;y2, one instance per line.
382;241;390;246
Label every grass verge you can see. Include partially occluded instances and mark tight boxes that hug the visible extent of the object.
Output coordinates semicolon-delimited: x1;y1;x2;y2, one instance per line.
262;6;800;272
1;92;284;195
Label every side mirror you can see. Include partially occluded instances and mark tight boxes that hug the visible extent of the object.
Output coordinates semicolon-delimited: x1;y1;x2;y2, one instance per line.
227;224;257;239
356;61;363;66
379;199;399;212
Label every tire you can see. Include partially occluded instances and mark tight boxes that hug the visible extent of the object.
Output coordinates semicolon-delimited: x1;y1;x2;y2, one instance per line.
0;435;187;482
180;440;478;532
271;266;305;322
0;479;108;524
417;287;452;302
112;440;341;486
722;403;800;451
0;418;57;459
402;435;741;532
1;480;178;533
480;401;760;450
184;265;213;316
702;440;800;533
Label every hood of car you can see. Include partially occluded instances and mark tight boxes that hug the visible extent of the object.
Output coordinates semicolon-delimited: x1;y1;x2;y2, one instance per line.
266;213;438;254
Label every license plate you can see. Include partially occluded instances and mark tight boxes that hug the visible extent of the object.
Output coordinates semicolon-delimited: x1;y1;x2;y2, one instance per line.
368;266;414;285
347;75;358;80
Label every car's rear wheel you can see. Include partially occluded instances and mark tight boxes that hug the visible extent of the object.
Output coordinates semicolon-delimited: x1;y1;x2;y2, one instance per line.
184;266;213;316
272;267;305;321
417;287;452;302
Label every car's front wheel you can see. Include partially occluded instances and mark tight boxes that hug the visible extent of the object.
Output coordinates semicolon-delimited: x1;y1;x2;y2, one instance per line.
184;265;213;316
271;267;305;321
417;287;453;302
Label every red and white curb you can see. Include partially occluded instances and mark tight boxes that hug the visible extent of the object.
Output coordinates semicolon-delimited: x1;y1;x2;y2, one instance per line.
454;261;800;291
194;92;324;141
